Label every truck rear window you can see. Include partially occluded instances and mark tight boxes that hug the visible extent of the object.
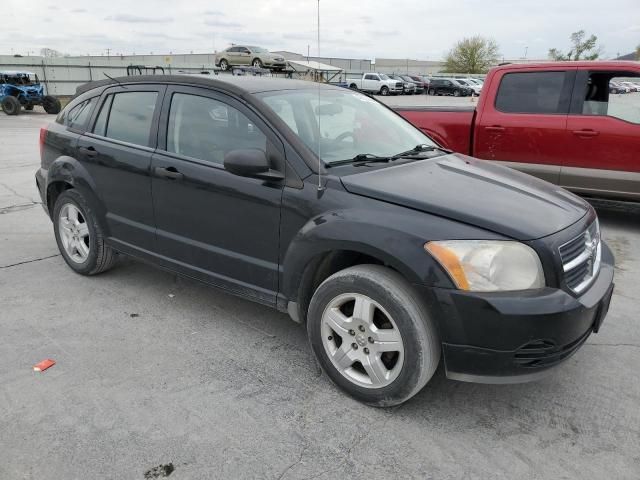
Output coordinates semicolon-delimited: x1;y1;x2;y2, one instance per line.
495;71;567;114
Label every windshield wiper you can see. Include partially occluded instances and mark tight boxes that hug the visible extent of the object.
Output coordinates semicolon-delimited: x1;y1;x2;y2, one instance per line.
326;144;451;168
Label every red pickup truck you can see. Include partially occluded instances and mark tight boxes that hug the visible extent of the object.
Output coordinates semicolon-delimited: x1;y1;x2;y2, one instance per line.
396;61;640;201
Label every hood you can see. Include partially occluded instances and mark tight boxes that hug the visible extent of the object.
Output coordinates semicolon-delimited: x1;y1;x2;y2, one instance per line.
340;154;589;240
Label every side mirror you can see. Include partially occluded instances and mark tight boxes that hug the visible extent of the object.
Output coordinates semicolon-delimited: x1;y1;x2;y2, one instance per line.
224;149;284;181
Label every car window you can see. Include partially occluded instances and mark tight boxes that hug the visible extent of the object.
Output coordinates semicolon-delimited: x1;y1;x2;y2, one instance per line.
364;74;377;80
496;71;567;114
166;93;266;165
580;72;640;124
94;91;158;146
93;94;113;137
57;97;97;129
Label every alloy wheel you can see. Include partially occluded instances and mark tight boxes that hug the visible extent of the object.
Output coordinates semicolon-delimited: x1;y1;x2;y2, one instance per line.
321;293;404;388
58;203;90;263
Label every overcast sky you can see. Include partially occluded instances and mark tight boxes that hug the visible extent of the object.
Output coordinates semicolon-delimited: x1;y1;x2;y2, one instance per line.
2;0;638;60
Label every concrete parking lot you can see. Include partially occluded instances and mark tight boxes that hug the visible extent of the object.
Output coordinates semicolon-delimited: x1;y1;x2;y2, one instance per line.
1;110;639;480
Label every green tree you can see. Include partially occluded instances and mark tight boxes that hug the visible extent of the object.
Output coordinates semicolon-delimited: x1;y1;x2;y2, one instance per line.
549;30;602;61
444;36;500;74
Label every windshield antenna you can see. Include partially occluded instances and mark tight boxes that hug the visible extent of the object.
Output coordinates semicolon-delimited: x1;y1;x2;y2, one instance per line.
103;73;127;89
316;0;323;191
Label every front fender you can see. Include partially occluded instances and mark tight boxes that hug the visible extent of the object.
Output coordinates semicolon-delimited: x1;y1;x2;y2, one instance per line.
280;207;458;301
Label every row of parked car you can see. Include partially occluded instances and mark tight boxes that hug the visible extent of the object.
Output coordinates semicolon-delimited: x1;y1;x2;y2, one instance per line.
610;80;640;94
346;72;484;97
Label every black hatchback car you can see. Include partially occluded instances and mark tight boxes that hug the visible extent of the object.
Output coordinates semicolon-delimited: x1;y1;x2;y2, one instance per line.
36;75;614;406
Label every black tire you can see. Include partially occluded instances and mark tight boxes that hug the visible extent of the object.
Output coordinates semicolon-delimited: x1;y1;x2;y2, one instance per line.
25;105;34;111
380;86;389;96
349;83;358;90
453;89;461;97
42;95;61;114
252;58;263;68
219;59;229;71
307;265;440;407
428;88;435;96
53;189;117;275
2;96;21;115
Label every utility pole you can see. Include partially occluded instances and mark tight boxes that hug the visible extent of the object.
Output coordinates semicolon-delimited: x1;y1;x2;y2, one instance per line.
307;44;310;62
524;46;528;60
106;48;111;57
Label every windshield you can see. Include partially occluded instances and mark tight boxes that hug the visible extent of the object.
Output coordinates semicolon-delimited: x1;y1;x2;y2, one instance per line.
455;79;468;85
250;46;268;53
379;74;390;80
257;88;436;165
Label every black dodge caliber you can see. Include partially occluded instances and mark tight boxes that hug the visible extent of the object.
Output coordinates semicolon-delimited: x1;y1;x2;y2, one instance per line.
36;75;614;406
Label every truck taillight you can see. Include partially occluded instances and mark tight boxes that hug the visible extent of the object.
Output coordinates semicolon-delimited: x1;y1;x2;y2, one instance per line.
39;127;47;160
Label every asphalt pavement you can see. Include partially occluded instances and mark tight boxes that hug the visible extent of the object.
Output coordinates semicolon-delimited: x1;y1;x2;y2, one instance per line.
1;109;639;480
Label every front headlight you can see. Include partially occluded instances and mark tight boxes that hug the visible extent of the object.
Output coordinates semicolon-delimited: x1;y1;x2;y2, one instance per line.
425;241;545;291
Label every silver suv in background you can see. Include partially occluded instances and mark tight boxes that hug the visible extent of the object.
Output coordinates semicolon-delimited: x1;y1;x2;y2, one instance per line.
215;46;286;71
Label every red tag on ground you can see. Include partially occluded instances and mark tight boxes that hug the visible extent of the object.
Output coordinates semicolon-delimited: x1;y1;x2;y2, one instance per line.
33;359;55;372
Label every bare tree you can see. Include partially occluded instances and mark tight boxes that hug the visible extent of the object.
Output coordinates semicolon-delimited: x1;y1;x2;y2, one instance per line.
637;44;640;60
40;48;64;58
549;30;602;61
444;36;500;74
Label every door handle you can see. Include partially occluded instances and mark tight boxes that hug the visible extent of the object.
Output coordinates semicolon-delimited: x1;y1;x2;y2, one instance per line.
78;146;98;157
485;125;505;133
154;166;184;180
572;129;599;138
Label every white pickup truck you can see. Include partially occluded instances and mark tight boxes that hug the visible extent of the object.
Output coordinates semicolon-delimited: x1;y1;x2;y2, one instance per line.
347;73;404;96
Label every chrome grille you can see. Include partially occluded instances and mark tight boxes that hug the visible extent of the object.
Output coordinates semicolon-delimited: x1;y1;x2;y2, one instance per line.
559;220;601;294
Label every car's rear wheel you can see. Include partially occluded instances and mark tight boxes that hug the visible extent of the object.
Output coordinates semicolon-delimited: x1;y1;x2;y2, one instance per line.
349;83;358;90
1;96;21;115
42;95;61;114
219;59;229;71
428;88;436;96
53;190;117;275
307;265;440;407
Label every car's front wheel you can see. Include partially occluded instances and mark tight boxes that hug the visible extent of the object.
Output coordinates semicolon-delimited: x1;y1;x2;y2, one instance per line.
307;265;440;407
252;58;263;68
53;190;117;275
380;86;389;96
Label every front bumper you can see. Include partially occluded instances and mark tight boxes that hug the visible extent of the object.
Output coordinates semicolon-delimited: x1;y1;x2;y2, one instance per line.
422;242;615;383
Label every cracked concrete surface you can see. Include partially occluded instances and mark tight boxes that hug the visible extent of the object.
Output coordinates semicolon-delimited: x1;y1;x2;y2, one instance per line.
1;112;640;480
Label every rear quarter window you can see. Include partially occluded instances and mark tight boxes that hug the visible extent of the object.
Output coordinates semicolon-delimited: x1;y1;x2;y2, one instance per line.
56;97;98;131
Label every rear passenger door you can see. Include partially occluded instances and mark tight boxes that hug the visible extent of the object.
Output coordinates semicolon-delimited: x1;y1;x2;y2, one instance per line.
474;69;575;184
150;86;285;304
363;74;380;92
561;67;640;200
78;85;164;252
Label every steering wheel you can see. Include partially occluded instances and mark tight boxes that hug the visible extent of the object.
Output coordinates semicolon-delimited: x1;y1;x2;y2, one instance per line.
334;131;354;143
